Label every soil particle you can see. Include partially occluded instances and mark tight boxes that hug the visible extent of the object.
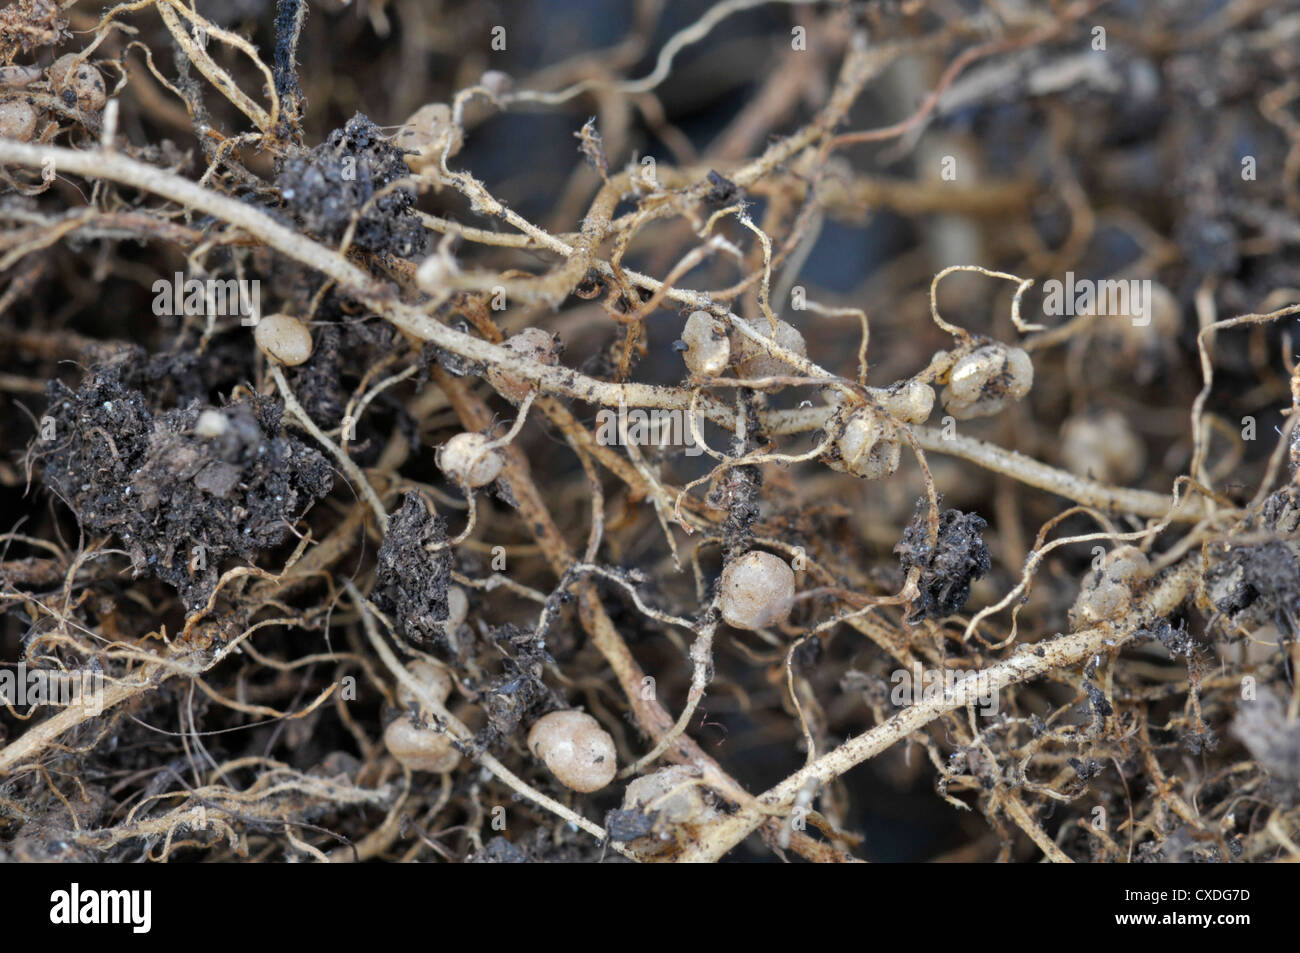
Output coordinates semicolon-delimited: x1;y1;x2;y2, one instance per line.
475;632;557;748
39;359;333;611
1136;617;1200;659
277;112;428;259
288;323;346;427
371;492;453;647
894;502;991;624
1206;539;1300;637
604;808;659;843
708;463;761;561
470;835;530;863
704;169;742;207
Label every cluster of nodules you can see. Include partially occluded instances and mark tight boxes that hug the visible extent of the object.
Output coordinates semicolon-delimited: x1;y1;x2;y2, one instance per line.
252;317;563;492
383;659;720;857
384;554;799;744
384;659;624;791
828;341;1033;480
679;310;803;379
430;314;1036;490
384;659;463;773
0;53;107;141
252;317;538;491
678;310;1034;481
436;327;563;489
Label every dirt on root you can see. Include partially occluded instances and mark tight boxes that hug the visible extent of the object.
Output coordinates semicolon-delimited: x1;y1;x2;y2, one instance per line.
37;353;333;610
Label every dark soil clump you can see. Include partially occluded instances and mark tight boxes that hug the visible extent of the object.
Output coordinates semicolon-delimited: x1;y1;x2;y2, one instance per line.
277;112;428;259
371;492;453;648
38;357;333;611
895;503;992;624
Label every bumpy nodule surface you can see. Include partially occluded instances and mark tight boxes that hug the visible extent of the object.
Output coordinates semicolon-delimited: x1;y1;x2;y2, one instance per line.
720;551;796;630
832;408;903;480
0;99;37;140
940;344;1033;419
486;327;562;402
681;310;730;377
397;659;454;710
881;380;936;424
614;765;722;858
1071;545;1152;628
384;717;461;773
527;710;618;793
438;432;503;487
48;53;106;111
733;316;807;379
